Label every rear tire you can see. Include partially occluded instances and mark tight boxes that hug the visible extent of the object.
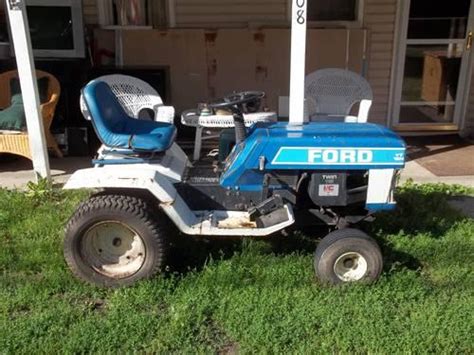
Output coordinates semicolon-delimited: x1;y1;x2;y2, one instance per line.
314;228;383;285
64;194;167;287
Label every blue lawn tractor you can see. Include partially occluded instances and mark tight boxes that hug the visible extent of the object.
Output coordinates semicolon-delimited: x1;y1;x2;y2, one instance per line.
63;81;406;287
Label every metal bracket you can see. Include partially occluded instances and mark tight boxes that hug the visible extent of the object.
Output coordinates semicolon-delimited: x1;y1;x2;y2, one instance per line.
467;31;473;51
8;0;22;11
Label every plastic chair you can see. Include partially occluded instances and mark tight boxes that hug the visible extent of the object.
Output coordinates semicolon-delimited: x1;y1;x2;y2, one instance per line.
80;74;175;124
305;68;373;123
0;69;62;159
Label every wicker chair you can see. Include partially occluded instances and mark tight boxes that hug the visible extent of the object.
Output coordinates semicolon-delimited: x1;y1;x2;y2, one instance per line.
0;69;63;159
305;68;373;123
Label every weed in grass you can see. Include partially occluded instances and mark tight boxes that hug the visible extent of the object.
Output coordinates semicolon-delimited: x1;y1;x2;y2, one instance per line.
0;183;473;353
24;178;63;205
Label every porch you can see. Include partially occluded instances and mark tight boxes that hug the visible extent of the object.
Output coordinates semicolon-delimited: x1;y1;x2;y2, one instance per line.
1;135;473;189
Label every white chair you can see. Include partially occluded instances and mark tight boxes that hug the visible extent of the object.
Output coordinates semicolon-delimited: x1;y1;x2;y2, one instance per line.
305;68;373;123
80;74;175;124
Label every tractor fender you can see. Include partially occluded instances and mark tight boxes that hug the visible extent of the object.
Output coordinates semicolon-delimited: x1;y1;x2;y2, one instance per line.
64;167;177;204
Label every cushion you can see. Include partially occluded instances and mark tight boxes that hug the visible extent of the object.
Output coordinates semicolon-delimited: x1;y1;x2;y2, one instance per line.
0;94;26;131
10;76;50;104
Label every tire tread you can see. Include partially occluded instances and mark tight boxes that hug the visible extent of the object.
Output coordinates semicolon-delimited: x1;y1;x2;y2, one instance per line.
64;194;167;287
314;228;383;284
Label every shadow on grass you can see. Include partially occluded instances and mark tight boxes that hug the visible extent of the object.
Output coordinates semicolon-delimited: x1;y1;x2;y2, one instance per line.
367;184;473;273
165;233;244;275
265;228;327;256
164;184;470;276
379;241;423;273
164;230;326;275
370;185;468;238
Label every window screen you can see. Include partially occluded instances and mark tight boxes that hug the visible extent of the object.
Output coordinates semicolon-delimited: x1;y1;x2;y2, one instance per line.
307;0;358;22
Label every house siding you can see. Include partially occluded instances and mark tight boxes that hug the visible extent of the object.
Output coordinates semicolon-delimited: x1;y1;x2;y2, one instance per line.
120;28;366;113
83;0;99;25
81;1;288;28
465;70;474;136
84;0;399;125
171;0;400;125
363;0;398;125
173;0;399;124
175;0;288;28
87;0;474;132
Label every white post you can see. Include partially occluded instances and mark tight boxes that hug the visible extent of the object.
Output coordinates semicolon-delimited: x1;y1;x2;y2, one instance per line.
6;0;50;181
289;0;307;124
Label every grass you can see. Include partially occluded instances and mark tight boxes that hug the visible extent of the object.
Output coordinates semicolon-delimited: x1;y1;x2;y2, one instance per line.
1;182;473;353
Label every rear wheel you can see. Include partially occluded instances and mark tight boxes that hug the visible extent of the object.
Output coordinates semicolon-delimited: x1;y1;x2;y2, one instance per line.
314;229;383;285
64;194;167;287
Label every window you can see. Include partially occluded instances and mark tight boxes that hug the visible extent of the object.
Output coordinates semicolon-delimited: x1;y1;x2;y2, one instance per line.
307;0;360;23
98;0;168;28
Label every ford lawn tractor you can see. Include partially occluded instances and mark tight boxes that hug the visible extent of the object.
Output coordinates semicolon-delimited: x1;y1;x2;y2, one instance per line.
63;82;406;287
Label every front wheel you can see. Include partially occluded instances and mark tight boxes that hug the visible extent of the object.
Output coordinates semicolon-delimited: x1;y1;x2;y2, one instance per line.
314;229;383;285
64;194;168;287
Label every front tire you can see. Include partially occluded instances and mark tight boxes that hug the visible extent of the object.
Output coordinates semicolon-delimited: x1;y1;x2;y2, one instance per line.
314;229;383;285
64;194;167;287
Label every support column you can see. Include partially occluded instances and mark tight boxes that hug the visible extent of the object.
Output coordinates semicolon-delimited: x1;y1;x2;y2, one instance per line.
289;0;308;124
6;0;50;180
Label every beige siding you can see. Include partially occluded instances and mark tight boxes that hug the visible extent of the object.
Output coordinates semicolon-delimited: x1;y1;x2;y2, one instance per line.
120;28;365;112
83;0;98;25
175;0;288;28
464;70;474;136
90;0;401;125
363;0;398;124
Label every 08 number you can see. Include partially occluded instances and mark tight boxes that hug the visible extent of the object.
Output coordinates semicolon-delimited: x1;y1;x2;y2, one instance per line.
295;0;306;25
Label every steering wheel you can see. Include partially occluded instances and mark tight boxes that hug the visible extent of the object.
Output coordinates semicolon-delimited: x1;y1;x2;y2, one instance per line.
207;91;265;146
208;91;265;110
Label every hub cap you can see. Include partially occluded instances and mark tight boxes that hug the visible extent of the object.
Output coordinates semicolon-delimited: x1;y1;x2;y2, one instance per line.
333;252;368;282
81;222;146;279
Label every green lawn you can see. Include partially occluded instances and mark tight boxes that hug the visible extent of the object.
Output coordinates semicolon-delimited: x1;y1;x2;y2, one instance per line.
1;183;473;353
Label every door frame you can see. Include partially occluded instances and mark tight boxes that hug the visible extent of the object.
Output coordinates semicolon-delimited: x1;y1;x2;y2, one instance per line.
389;0;474;132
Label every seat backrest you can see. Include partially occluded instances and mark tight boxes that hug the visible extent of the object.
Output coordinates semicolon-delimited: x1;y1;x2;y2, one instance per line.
305;68;373;117
80;74;163;121
83;80;130;139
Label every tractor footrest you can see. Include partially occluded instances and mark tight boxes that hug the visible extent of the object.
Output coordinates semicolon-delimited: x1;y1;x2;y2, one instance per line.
248;195;284;221
254;207;289;228
248;195;288;228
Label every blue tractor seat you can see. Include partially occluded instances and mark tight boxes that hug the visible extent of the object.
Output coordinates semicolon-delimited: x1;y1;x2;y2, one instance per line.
82;80;176;153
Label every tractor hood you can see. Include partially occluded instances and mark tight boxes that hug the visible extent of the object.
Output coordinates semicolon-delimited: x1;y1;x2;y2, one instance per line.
251;122;405;149
220;122;406;190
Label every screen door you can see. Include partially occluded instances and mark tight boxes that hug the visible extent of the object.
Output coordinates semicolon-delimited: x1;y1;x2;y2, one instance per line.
392;0;474;130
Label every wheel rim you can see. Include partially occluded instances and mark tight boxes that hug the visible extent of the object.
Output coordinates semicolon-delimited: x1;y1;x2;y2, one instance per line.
333;252;368;282
81;221;146;279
